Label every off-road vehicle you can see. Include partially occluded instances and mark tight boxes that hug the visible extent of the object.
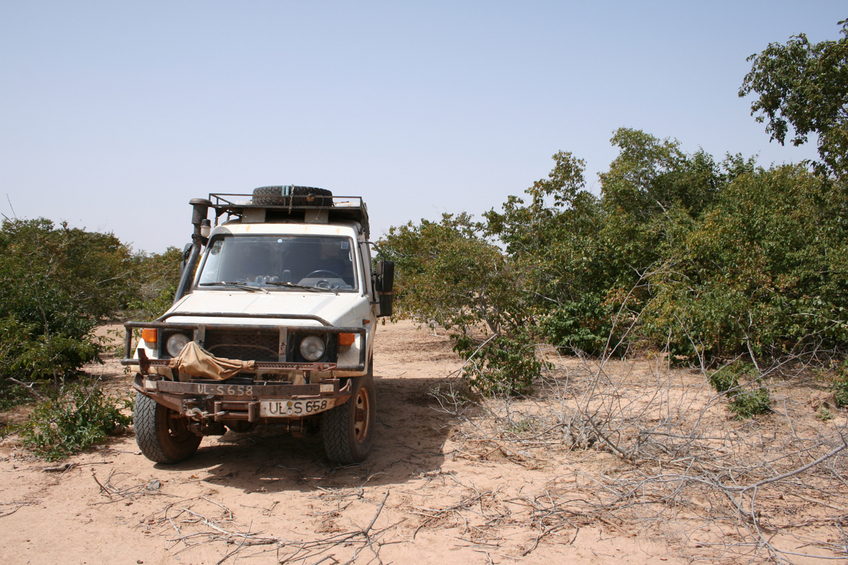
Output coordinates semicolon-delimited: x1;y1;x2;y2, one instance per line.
122;186;394;464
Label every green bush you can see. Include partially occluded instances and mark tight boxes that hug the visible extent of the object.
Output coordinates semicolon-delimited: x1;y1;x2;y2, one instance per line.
12;379;133;460
708;362;771;418
829;361;848;409
642;165;848;360
833;383;848;409
125;246;184;320
0;218;142;387
380;213;542;396
708;369;737;395
728;388;771;419
0;382;32;412
540;294;620;356
452;330;548;396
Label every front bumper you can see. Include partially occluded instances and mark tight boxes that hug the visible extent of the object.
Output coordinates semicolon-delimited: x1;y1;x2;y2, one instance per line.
132;373;352;422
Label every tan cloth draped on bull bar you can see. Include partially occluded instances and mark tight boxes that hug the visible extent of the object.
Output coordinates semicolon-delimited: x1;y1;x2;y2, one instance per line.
169;341;255;381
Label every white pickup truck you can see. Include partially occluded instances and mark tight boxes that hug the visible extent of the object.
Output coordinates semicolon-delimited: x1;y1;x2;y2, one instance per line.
122;186;394;464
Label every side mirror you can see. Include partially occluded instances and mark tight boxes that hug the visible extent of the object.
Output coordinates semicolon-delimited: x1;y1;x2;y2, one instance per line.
375;260;394;318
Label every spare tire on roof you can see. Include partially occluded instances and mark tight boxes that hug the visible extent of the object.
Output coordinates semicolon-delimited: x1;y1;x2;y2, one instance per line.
252;186;284;205
252;185;333;207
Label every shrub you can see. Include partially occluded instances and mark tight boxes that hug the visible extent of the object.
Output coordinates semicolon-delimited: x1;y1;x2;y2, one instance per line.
12;379;133;460
452;330;548;396
540;294;620;356
830;361;848;409
728;387;771;419
380;213;540;396
125;246;184;320
709;361;771;418
0;218;141;387
708;365;741;394
642;165;848;360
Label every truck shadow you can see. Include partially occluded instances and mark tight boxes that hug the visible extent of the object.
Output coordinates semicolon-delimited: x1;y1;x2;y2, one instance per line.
157;373;471;493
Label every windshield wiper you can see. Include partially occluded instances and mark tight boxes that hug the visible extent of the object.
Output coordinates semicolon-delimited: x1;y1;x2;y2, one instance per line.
265;281;332;293
199;282;269;294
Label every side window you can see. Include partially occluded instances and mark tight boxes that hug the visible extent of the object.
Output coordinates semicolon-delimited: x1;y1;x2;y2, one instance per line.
197;238;226;285
361;241;374;297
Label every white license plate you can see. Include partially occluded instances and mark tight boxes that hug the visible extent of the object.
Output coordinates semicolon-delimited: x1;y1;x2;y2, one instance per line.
260;398;335;417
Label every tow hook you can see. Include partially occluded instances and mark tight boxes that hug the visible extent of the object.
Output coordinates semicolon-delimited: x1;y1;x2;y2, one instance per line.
185;407;224;420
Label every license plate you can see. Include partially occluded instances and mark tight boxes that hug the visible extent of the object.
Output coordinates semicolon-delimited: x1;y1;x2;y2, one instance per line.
260;398;336;417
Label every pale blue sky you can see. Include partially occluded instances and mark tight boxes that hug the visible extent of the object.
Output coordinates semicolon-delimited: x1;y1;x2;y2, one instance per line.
1;1;844;252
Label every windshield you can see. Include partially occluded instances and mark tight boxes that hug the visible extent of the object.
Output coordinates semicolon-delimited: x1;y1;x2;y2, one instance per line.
196;235;358;292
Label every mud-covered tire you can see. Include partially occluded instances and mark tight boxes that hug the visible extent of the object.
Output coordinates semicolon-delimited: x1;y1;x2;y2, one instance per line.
134;393;202;463
252;185;333;207
322;375;376;464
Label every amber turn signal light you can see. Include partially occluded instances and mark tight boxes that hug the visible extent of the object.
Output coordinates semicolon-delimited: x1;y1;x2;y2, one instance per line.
141;328;158;345
338;333;356;347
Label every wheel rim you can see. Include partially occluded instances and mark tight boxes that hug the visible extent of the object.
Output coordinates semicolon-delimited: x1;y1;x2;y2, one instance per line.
353;387;371;444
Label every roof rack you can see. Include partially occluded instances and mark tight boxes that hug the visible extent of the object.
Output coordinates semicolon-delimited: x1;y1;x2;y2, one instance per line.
207;193;370;239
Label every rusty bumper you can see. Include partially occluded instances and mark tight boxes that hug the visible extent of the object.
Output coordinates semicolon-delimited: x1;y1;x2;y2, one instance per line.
133;374;352;423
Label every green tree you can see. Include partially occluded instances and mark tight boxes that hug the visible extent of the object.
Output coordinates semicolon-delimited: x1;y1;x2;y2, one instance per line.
642;163;848;360
485;131;728;356
386;121;848;388
0;218;140;387
740;19;848;178
126;246;184;319
380;213;544;395
485;151;617;355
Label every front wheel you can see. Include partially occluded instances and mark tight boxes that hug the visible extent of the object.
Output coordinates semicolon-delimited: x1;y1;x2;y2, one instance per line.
322;375;376;463
134;393;202;463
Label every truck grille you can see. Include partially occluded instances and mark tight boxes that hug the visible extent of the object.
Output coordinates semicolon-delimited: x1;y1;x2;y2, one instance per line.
183;329;280;362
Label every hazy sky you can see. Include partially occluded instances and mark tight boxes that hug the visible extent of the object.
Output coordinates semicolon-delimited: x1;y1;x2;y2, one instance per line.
1;1;845;253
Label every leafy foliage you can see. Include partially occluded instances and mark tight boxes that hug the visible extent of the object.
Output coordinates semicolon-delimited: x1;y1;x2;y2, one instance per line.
728;387;771;419
0;218;136;386
708;362;771;419
384;101;848;394
0;218;139;321
642;164;848;360
0;218;182;396
0;218;182;458
11;379;133;460
452;330;548;396
381;213;527;336
829;361;848;409
379;213;546;395
125;246;184;320
740;19;848;177
384;118;848;395
708;365;740;395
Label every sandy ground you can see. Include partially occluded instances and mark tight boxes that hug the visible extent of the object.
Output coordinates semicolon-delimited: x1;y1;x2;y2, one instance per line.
1;321;845;564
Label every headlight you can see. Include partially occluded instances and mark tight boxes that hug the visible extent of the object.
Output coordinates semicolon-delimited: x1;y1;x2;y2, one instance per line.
166;333;190;357
299;335;326;361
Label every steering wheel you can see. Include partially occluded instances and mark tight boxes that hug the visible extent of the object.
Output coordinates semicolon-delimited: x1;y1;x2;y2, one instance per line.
305;270;341;279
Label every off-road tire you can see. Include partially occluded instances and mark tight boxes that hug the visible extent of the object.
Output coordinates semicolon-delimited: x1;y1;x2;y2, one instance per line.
322;375;376;464
134;393;202;463
252;185;333;207
252;186;284;205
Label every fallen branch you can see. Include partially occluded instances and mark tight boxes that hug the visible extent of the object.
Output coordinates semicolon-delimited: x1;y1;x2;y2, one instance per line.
0;501;38;518
8;377;48;401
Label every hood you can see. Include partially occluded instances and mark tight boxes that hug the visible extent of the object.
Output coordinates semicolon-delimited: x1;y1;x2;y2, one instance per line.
164;290;371;328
